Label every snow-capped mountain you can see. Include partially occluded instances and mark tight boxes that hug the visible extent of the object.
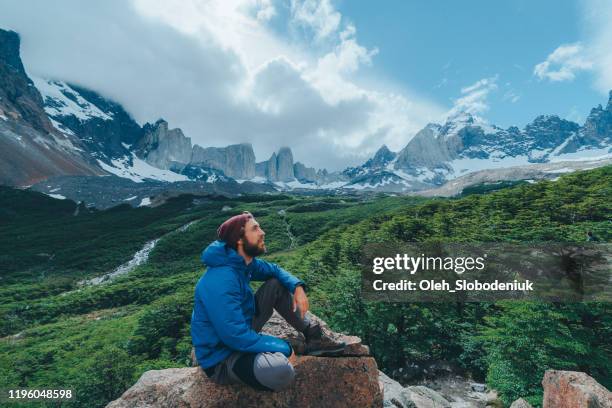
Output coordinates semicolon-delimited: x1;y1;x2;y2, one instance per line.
344;98;612;192
32;78;190;183
0;29;102;186
32;78;238;185
31;75;336;190
2;26;611;206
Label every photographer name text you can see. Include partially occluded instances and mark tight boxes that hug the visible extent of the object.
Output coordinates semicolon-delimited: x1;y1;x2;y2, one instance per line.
372;279;534;292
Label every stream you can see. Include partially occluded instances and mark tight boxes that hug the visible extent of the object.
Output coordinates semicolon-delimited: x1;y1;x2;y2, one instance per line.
77;219;199;287
277;209;297;249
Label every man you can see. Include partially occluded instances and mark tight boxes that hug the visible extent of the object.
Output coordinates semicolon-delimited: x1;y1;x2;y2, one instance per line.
191;211;346;392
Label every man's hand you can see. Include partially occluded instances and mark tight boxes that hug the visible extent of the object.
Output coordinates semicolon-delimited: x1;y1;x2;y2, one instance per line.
292;285;309;320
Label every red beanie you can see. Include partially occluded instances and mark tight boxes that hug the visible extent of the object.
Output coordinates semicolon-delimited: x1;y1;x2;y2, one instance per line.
217;211;253;249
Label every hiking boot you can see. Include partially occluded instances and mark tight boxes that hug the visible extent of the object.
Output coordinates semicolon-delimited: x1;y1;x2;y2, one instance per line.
303;322;346;356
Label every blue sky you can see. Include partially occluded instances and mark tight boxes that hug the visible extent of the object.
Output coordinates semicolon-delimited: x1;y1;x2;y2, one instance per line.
322;0;608;128
1;0;611;169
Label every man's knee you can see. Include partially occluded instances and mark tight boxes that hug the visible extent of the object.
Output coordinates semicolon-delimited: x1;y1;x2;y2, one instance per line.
265;277;284;290
261;278;290;297
254;352;295;391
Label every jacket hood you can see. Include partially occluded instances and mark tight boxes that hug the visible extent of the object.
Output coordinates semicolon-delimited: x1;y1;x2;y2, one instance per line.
201;240;247;270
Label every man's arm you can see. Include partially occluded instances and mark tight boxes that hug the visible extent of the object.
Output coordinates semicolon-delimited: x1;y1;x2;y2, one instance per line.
200;269;292;356
251;258;305;293
252;259;309;319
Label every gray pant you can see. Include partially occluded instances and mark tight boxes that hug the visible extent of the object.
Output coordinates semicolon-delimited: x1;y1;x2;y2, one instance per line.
206;278;308;391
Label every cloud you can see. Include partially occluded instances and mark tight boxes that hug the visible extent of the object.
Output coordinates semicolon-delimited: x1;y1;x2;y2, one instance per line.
533;42;593;82
531;1;611;94
290;0;341;41
502;89;520;104
580;0;612;93
448;76;498;117
0;0;445;170
434;77;448;89
253;0;276;21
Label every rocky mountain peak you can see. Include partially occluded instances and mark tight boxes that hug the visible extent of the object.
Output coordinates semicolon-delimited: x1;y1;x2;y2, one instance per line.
293;161;317;182
579;91;612;148
276;147;295;181
190;143;256;179
443;111;486;131
525;115;579;137
136;119;192;170
0;28;54;134
370;144;396;167
446;110;476;123
531;114;560;124
153;118;168;130
0;29;26;76
256;147;296;182
0;28;101;186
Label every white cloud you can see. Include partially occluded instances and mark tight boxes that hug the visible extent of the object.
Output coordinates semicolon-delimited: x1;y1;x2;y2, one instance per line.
253;0;276;21
533;42;593;82
580;0;612;93
318;24;377;76
502;89;520;104
307;23;378;104
448;76;498;117
0;0;445;170
290;0;341;41
530;1;612;94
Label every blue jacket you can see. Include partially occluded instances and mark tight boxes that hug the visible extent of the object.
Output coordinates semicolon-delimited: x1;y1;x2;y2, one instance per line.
191;240;305;369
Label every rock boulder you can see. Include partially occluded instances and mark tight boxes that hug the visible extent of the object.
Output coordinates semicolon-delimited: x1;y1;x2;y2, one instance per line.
260;311;369;356
107;357;381;408
510;398;533;408
542;370;611;408
109;312;379;407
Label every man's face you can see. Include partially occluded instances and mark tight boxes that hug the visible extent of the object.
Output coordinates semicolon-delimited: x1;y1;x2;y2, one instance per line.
240;218;266;257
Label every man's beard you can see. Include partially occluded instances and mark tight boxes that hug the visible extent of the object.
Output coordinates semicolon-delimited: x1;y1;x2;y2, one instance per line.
243;238;266;257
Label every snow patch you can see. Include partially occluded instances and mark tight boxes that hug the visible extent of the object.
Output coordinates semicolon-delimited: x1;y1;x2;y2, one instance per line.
447;155;532;176
273;179;348;190
550;146;612;162
318;181;348;189
344;175;412;190
96;152;189;183
49;118;75;136
549;133;576;156
276;179;317;189
236;176;267;184
528;149;549;161
47;193;66;200
139;197;151;207
32;77;113;121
